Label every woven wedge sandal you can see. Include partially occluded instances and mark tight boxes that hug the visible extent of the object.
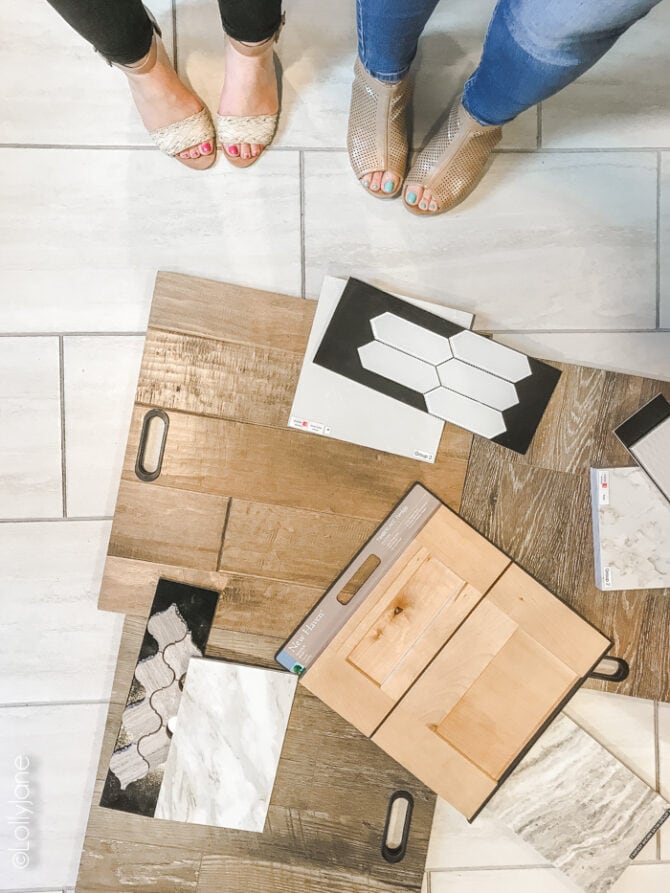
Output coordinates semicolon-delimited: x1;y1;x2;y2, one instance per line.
403;94;501;215
217;18;284;169
113;25;216;171
347;58;412;200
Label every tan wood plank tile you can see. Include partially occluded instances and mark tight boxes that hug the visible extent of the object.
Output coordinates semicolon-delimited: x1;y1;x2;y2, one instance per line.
109;481;229;570
121;404;469;522
219;499;376;587
136;329;303;428
150;272;315;351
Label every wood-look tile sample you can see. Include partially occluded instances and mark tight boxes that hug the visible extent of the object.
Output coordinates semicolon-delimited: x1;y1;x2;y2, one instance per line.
301;487;610;820
80;272;456;893
460;365;670;702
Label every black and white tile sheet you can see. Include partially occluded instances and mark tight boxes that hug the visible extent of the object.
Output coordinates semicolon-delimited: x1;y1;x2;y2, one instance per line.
313;279;561;453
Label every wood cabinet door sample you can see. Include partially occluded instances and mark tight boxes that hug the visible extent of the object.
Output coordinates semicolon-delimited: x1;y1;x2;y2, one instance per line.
300;484;612;822
372;564;610;820
302;503;510;736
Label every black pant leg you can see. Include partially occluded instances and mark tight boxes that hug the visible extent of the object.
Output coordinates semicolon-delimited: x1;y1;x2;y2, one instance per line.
46;0;154;64
218;0;283;42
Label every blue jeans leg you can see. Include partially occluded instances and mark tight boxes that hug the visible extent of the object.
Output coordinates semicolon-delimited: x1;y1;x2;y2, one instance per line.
356;0;440;82
463;0;664;126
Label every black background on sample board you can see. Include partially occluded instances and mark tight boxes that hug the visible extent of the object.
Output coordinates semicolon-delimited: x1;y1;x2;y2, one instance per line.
100;579;219;816
313;278;561;454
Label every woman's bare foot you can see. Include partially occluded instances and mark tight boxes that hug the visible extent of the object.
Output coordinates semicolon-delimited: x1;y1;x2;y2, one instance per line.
218;36;279;161
122;38;214;166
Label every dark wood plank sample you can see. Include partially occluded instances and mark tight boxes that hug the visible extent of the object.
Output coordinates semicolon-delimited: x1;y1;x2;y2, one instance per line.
77;272;466;893
461;364;670;702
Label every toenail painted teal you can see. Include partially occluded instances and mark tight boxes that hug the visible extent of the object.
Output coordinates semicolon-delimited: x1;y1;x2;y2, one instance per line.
383;181;395;193
363;179;370;187
407;191;417;204
419;201;427;210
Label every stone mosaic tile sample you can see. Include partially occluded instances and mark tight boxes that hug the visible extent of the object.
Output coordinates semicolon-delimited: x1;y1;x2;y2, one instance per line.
100;578;219;816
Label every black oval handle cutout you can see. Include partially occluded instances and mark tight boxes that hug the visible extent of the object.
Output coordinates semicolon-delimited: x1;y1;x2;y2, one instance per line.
382;790;413;863
135;409;169;482
588;656;629;683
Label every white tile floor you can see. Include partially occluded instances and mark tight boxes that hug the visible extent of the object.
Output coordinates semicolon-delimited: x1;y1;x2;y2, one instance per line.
0;0;668;891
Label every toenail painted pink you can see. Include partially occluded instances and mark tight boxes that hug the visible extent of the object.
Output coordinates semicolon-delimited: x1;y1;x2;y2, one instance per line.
180;152;190;158
227;145;240;156
201;142;212;154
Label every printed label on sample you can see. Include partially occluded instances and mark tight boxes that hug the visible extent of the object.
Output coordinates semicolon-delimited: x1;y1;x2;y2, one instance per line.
629;808;670;859
413;449;435;463
289;416;332;436
602;566;613;589
598;470;610;505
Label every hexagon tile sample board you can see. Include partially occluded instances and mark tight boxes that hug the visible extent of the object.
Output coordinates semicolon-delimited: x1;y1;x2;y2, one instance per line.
313;278;561;454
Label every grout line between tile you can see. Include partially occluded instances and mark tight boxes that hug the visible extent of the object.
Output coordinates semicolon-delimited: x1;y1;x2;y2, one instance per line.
655;700;662;859
0;143;157;151
299;150;306;299
59;336;67;518
428;865;552;873
0;515;113;524
0;699;111;709
1;143;670;154
0;331;147;338
657;151;662;329
486;327;667;335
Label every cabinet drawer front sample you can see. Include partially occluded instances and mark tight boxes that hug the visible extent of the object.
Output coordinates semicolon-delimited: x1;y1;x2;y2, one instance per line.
302;486;610;820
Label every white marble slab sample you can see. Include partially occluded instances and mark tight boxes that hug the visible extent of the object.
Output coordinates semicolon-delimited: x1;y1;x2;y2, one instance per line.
484;714;670;893
155;659;297;831
591;467;670;591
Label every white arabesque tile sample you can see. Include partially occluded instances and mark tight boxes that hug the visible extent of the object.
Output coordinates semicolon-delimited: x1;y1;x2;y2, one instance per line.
155;659;297;831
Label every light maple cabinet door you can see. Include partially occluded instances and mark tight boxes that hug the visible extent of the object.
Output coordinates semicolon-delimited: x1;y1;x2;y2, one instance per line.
301;506;511;735
372;565;610;819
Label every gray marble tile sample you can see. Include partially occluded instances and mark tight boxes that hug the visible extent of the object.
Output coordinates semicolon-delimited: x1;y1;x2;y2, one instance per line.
591;467;670;591
485;714;670;893
155;658;297;831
